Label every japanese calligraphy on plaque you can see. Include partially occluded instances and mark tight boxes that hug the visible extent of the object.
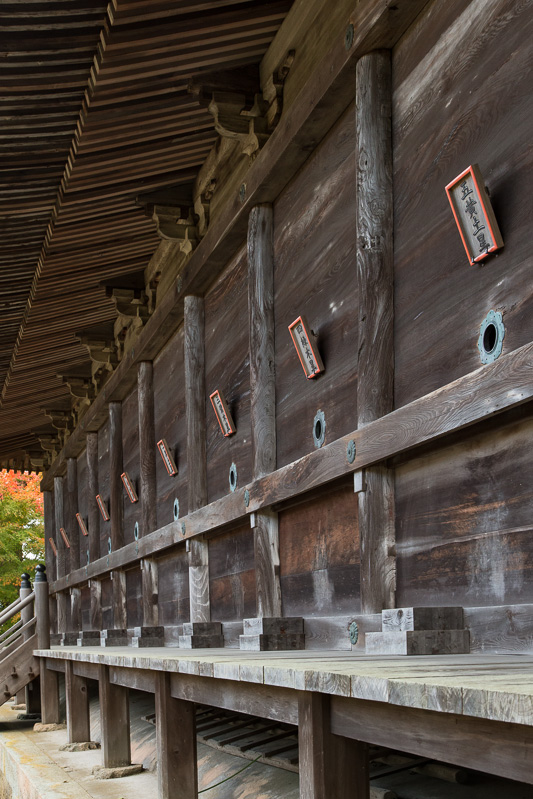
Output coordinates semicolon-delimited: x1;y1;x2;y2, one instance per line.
288;315;325;379
96;494;110;521
76;513;89;536
156;439;178;476
445;164;504;265
210;390;236;437
59;527;71;548
121;471;139;502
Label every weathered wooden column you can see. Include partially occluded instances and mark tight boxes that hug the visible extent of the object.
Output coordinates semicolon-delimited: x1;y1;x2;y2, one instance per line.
35;565;60;724
78;432;102;646
43;490;55;581
181;295;222;648
135;362;162;646
155;672;197;798
240;204;303;650
102;402;128;646
97;664;136;774
64;458;81;645
298;692;369;799
18;573;39;712
355;50;396;615
65;660;91;745
54;476;68;642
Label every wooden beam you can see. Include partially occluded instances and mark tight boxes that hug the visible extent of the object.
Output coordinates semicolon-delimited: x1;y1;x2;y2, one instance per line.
65;660;90;744
184;295;210;624
66;458;79;572
331;695;533;786
356;49;395;615
49;340;533;594
299;692;369;799
98;663;131;768
86;432;100;564
109;401;124;551
138;362;157;536
40;0;432;494
155;671;197;799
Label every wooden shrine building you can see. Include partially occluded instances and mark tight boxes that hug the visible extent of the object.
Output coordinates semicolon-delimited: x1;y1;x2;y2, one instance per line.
0;0;532;796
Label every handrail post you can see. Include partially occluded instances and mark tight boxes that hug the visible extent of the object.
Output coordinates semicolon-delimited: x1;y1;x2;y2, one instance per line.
16;573;33;706
34;565;60;723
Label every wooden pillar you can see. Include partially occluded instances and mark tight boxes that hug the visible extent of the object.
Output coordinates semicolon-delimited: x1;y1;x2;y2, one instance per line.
141;557;159;627
112;570;127;630
184;296;210;624
155;672;197;799
66;458;79;572
109;402;124;551
86;432;100;564
56;591;68;636
298;692;369;799
98;664;130;768
90;579;102;631
138;362;157;536
355;50;395;614
70;587;82;633
34;565;60;724
247;204;282;620
54;476;67;579
65;660;90;743
43;491;55;580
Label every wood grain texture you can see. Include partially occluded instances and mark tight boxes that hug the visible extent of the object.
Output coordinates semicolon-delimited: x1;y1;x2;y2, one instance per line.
76;452;88;567
112;570;128;631
109;401;124;551
138;361;157;536
121;387;142;546
157;549;190;626
65;458;80;573
70;587;82;633
86;432;100;565
54;476;66;578
155;671;197;799
359;465;395;614
184;295;207;512
89;579;102;631
65;660;90;744
209;523;256;622
126;567;143;628
248;204;276;479
299;692;369;799
393;0;533;407
141;557;159;627
97;420;110;559
189;537;210;624
254;509;282;618
98;663;131;768
43;490;55;581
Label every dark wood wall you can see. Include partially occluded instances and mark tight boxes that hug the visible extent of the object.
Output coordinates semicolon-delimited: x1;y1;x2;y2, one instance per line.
122;387;141;546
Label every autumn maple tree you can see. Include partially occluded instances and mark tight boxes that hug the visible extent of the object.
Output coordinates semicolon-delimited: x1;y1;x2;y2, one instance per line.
0;470;44;611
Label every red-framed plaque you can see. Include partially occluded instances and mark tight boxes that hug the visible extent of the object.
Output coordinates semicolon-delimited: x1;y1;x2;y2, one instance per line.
210;390;236;437
288;315;325;379
121;471;139;502
76;513;89;536
157;439;178;476
59;527;71;548
445;164;504;265
49;537;57;556
96;494;110;521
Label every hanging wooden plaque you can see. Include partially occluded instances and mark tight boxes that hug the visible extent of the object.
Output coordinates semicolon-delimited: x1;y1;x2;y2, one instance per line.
445;164;504;264
59;527;71;548
157;439;178;476
49;537;57;556
76;513;89;536
288;315;325;379
96;494;110;521
121;471;139;502
210;390;236;437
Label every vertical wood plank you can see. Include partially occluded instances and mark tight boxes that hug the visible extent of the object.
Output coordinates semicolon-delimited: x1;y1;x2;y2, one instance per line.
90;579;102;631
98;664;131;768
54;476;67;578
356;50;395;614
56;592;68;635
248;204;276;478
184;295;210;623
109;401;124;551
155;671;197;799
43;491;55;581
298;692;369;799
253;509;282;618
70;587;82;633
112;570;128;630
86;432;100;564
138;362;157;536
66;458;79;572
35;566;60;724
65;660;90;744
141;558;159;627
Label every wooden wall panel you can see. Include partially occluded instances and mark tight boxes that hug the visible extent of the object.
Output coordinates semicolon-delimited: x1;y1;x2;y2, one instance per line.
122;387;141;546
126;567;143;628
153;326;187;528
77;452;89;567
273;103;358;469
279;484;360;617
396;410;533;608
157;549;190;626
393;0;533;407
204;247;252;504
101;576;113;630
81;585;90;631
97;420;110;560
209;525;256;622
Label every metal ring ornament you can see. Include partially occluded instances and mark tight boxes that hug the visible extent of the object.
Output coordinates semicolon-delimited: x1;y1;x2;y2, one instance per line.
107;537;112;555
313;409;326;449
347;439;356;464
134;521;139;541
478;309;504;364
173;498;180;521
229;462;238;493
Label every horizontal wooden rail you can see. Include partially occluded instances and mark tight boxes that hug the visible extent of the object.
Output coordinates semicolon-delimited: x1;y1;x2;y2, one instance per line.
49;340;533;594
0;592;35;627
40;0;431;492
0;619;22;645
0;617;36;661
